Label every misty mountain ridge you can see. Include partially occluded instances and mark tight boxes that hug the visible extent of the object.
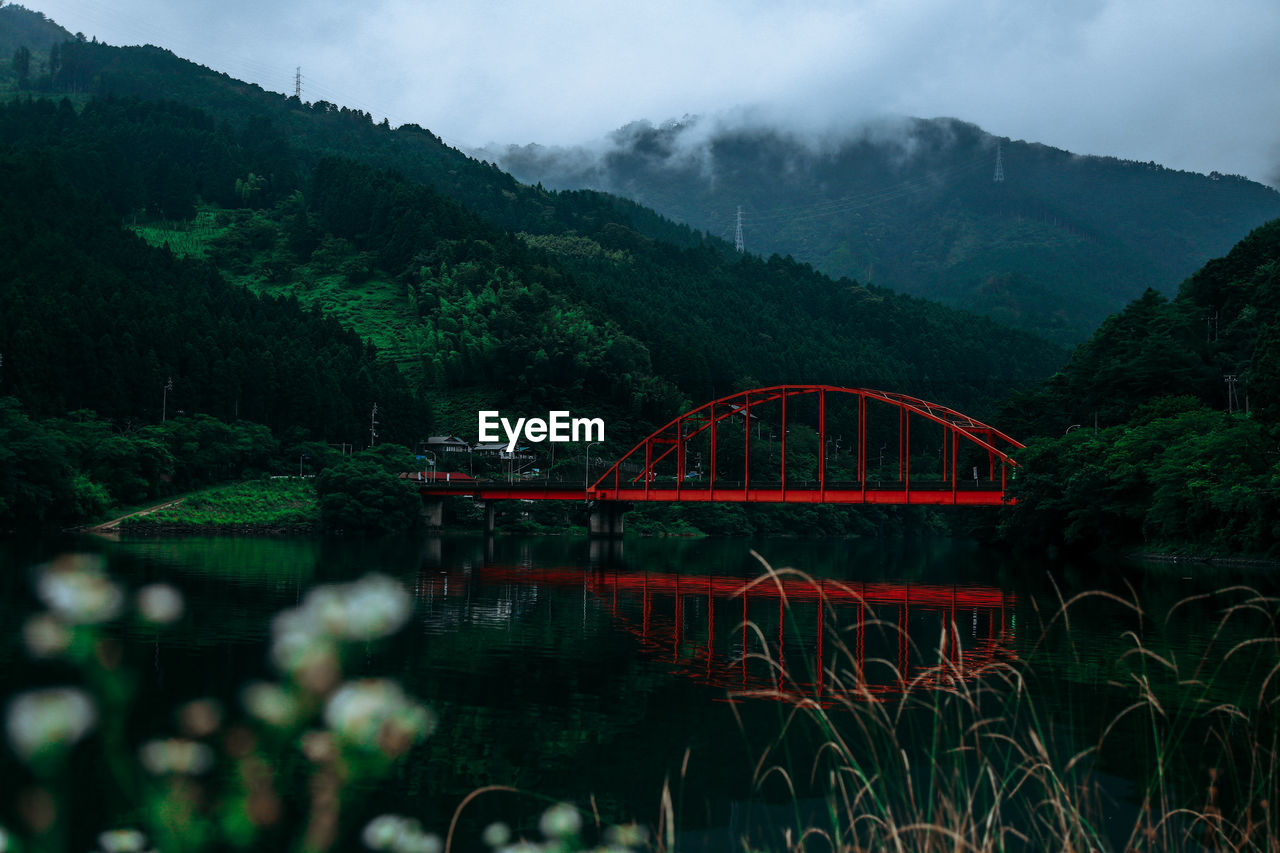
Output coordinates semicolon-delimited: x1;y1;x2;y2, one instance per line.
0;3;72;57
0;9;1066;440
481;114;1280;343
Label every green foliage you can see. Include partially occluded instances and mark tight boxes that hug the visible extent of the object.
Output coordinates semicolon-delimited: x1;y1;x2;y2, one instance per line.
315;445;421;534
1005;400;1280;553
998;219;1280;554
0;397;94;524
122;478;319;529
0;143;427;445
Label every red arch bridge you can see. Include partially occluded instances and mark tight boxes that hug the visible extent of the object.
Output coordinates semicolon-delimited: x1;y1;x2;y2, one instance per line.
419;385;1024;534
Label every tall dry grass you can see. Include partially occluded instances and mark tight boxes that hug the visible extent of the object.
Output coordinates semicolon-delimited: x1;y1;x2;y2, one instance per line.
729;557;1280;853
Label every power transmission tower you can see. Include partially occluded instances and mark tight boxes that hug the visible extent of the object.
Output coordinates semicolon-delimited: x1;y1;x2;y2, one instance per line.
370;402;379;446
734;206;744;254
993;142;1005;183
294;67;302;100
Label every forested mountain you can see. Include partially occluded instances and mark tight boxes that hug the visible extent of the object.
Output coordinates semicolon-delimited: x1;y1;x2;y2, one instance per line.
0;14;1066;415
486;117;1280;344
0;2;66;60
1000;219;1280;554
0;9;1071;529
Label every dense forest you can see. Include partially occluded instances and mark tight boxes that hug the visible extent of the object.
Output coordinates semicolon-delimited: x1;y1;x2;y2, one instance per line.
491;117;1280;344
999;219;1280;554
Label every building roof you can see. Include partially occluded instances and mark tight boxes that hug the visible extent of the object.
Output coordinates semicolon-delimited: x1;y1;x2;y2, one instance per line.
425;435;470;446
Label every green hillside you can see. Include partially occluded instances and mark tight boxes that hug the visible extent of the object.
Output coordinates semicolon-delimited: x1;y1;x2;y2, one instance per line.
0;23;1067;415
489;117;1280;344
998;218;1280;554
0;13;1075;530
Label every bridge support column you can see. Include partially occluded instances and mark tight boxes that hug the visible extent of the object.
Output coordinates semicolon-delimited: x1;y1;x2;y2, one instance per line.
420;497;444;529
588;501;629;537
483;501;496;535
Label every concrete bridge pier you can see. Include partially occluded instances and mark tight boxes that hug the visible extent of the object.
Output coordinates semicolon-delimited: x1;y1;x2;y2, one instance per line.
483;501;497;535
421;497;444;529
588;501;629;537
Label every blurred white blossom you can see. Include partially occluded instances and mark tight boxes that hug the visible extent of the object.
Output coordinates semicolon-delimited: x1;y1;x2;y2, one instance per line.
96;828;153;852
324;679;435;755
269;574;411;682
34;554;123;624
242;681;302;728
138;737;215;776
482;822;511;848
539;803;582;839
22;612;72;658
362;815;441;853
136;583;184;624
4;686;97;763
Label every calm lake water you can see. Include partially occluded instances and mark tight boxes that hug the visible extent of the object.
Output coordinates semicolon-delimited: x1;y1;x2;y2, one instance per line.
1;532;1275;851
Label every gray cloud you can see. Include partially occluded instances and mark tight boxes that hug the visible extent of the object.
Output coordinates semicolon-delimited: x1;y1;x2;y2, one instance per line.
24;0;1280;184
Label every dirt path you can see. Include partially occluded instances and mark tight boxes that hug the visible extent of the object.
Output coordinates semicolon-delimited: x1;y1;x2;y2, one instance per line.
82;498;186;534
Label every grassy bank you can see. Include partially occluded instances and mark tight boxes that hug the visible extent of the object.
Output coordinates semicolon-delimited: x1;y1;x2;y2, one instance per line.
120;478;319;532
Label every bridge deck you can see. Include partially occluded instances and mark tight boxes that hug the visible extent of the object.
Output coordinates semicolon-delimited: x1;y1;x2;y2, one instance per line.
418;482;1012;505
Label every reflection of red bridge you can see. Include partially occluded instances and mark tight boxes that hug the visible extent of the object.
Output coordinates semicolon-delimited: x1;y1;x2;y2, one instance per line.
419;565;1019;704
419;386;1025;534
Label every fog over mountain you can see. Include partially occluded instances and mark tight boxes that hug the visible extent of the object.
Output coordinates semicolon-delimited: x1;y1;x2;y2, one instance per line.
16;0;1280;186
480;113;1280;343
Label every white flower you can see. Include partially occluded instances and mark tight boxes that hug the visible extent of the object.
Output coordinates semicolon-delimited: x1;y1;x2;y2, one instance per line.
299;573;412;642
5;686;97;762
324;679;435;755
539;803;582;839
363;814;410;850
136;584;184;624
97;828;149;852
241;682;301;728
361;815;441;853
482;822;511;848
34;554;123;624
22;612;72;658
138;738;214;776
338;574;412;640
267;574;412;680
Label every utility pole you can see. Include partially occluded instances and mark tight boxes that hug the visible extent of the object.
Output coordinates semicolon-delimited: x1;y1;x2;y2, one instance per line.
162;377;173;422
370;403;379;447
1204;310;1219;343
734;206;744;254
1224;375;1240;413
294;67;302;100
993;142;1005;183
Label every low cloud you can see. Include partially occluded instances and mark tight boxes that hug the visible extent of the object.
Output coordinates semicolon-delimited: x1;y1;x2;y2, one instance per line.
25;0;1280;183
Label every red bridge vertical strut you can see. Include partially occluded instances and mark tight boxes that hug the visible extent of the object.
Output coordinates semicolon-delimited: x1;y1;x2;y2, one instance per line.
418;385;1024;508
588;385;1023;506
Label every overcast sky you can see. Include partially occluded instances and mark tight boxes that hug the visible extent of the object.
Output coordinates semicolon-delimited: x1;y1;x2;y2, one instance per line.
20;0;1280;185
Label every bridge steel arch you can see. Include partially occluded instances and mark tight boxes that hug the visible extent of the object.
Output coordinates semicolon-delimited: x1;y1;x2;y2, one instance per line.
588;385;1023;506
